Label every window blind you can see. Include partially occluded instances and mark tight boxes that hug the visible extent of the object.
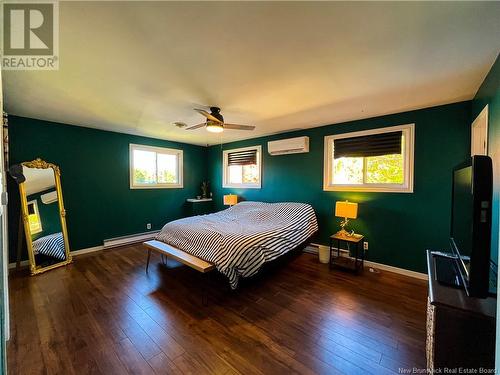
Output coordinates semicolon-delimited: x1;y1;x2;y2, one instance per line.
334;131;402;158
228;149;257;166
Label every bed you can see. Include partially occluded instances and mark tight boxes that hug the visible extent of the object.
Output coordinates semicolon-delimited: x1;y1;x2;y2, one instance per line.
32;232;66;260
155;201;318;289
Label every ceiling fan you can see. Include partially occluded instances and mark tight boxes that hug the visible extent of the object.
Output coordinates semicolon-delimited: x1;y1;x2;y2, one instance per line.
185;107;255;133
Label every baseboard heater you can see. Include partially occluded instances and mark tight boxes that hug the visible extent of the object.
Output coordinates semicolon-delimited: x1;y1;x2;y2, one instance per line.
103;230;160;249
304;243;320;254
304;243;349;255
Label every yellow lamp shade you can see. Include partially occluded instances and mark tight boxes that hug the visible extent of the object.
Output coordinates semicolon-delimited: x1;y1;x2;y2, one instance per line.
223;194;238;206
335;201;358;219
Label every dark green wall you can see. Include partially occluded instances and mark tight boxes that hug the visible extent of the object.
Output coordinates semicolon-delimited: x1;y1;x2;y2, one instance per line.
27;188;60;241
8;100;473;272
472;54;500;264
8;116;207;261
208;102;471;273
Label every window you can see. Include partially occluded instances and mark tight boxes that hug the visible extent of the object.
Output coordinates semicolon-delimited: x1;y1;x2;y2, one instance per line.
130;144;183;189
323;124;414;192
27;200;42;234
223;146;262;189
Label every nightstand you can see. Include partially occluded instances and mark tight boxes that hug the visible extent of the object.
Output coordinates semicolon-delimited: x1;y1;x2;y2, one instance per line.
329;232;365;273
186;198;214;216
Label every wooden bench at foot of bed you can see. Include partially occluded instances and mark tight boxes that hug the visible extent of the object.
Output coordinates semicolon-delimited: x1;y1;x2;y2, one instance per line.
143;240;215;273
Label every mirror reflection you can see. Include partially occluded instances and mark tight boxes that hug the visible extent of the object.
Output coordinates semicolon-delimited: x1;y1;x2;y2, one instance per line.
24;167;66;264
16;159;72;275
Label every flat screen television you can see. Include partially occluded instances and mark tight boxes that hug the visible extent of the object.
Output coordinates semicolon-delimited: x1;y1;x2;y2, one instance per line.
450;155;493;298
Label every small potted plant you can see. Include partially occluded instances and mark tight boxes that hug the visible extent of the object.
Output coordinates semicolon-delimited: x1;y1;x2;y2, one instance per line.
201;181;210;199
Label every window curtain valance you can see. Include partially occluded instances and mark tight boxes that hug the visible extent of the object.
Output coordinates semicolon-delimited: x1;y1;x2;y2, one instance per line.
227;149;257;166
334;131;402;158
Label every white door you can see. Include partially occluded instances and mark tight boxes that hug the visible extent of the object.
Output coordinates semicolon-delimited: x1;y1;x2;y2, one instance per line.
471;105;489;156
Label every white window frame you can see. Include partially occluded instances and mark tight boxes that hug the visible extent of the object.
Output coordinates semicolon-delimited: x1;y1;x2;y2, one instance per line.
27;200;43;234
129;144;183;189
222;145;262;189
323;124;415;193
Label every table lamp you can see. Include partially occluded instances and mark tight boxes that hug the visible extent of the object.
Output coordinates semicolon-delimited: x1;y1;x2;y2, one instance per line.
335;200;358;236
223;194;238;207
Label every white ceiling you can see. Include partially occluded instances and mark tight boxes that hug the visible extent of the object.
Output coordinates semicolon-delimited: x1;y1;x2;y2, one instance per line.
23;167;55;196
4;2;500;146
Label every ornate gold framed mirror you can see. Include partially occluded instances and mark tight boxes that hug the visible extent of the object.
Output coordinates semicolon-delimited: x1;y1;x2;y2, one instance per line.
17;158;72;275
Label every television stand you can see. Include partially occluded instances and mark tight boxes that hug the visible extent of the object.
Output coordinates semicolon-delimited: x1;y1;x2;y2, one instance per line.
426;250;496;371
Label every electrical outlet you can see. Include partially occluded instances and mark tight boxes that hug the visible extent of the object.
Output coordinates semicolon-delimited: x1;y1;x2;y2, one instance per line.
146;223;152;230
363;242;369;251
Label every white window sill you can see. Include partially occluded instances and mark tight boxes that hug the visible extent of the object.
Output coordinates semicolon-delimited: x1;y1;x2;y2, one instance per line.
130;184;183;189
222;184;261;189
323;185;413;193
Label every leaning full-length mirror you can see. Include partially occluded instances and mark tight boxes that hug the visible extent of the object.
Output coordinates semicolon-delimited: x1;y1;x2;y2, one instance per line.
18;159;72;275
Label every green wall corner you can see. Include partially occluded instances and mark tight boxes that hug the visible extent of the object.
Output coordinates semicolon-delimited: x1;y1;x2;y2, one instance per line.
207;101;472;274
471;53;500;370
7;117;208;262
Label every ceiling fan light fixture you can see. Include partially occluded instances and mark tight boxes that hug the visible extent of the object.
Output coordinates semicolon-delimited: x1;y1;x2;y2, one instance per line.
186;107;254;132
206;121;224;133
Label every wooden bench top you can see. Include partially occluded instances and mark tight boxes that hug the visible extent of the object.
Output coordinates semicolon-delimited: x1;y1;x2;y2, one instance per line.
143;240;215;273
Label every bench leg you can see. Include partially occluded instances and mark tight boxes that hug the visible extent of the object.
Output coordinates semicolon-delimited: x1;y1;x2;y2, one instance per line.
146;249;151;273
200;272;209;306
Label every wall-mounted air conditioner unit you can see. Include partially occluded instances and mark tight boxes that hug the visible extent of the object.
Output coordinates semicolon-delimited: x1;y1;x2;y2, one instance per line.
41;190;58;204
268;136;309;155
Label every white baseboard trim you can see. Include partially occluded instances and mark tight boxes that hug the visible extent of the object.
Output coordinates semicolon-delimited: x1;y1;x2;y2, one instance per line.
305;244;428;280
363;260;428;280
8;260;29;269
8;231;157;269
8;245;104;269
9;237;427;280
71;245;104;256
103;230;159;249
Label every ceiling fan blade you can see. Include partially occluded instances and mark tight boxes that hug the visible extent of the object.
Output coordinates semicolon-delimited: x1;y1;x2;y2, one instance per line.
185;123;206;130
194;108;222;123
224;123;255;131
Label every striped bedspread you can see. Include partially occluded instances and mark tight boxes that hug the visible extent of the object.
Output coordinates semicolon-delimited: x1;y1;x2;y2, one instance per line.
32;232;66;260
156;201;318;289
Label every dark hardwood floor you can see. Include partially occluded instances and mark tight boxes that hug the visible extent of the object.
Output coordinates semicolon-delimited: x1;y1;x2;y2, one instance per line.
8;245;428;374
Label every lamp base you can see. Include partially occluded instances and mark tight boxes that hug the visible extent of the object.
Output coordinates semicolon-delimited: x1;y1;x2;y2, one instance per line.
336;228;355;237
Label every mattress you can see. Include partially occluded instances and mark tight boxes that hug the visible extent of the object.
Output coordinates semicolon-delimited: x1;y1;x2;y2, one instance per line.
156;201;318;289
